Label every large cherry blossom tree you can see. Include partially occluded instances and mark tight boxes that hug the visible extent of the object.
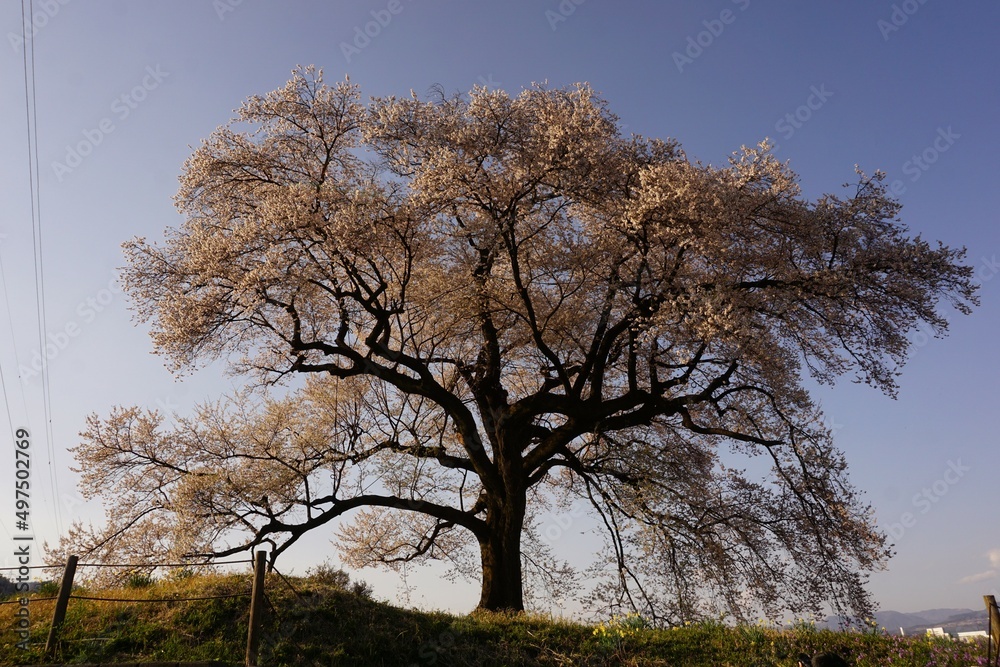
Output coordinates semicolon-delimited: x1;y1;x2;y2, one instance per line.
51;67;977;623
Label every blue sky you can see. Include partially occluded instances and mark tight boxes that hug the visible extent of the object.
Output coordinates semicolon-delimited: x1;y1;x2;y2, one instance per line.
1;1;998;616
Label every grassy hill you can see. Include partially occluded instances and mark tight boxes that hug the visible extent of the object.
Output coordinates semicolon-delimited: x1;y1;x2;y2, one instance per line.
0;569;990;666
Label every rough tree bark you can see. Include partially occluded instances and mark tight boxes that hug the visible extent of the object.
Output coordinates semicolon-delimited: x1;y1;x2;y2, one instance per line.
478;492;527;611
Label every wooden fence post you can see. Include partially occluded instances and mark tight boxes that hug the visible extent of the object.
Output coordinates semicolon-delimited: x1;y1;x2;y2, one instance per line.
45;554;78;658
986;595;1000;666
246;550;267;667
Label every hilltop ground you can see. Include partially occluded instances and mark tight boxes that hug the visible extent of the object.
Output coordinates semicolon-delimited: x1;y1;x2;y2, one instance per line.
0;569;991;666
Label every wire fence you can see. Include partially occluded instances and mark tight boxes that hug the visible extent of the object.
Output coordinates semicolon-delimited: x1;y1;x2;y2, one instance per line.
0;558;254;570
68;592;251;603
2;552;269;667
0;558;255;606
0;596;56;605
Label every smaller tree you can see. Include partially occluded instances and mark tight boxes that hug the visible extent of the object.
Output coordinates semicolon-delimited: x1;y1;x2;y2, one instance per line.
0;573;16;598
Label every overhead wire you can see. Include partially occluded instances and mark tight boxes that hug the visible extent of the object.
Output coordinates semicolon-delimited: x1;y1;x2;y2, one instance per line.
0;231;28;541
0;245;30;428
20;0;64;537
0;1;37;545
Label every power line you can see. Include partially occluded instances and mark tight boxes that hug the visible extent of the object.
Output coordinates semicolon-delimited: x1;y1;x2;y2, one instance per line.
0;249;25;542
0;251;30;425
20;0;64;536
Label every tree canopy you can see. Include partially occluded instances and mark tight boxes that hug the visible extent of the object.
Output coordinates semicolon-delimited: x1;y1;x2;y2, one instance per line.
50;67;977;624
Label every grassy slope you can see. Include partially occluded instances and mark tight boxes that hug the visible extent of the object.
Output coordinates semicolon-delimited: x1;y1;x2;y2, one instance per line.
0;572;989;666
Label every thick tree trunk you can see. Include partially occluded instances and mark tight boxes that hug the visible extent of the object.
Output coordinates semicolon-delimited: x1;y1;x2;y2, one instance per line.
476;495;526;612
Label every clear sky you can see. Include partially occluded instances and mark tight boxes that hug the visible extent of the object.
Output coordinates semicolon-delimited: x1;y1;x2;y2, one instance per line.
1;0;998;616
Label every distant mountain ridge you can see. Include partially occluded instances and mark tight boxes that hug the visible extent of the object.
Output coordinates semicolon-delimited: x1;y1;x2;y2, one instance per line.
825;608;986;635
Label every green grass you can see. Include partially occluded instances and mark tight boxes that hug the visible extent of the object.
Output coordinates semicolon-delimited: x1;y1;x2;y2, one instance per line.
0;573;991;666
